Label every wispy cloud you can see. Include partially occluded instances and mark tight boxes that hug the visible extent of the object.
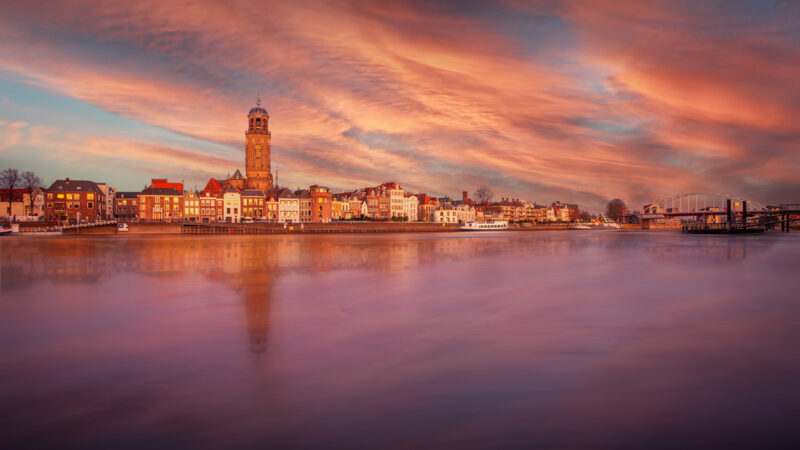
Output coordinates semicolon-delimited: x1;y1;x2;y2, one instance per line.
0;0;797;208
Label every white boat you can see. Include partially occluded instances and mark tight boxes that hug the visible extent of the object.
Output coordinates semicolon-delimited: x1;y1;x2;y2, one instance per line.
0;228;11;236
598;215;622;229
460;220;509;231
569;223;592;230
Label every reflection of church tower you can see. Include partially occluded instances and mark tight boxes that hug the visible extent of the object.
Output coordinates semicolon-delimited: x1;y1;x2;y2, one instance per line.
245;97;274;195
243;275;272;354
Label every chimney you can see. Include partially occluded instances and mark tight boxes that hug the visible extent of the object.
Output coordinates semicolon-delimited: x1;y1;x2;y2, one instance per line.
463;191;468;202
65;177;70;183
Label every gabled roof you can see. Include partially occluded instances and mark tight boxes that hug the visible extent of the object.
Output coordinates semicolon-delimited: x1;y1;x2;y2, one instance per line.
202;178;222;195
230;169;245;180
47;179;103;193
293;189;310;198
277;188;296;198
241;189;266;197
223;185;240;194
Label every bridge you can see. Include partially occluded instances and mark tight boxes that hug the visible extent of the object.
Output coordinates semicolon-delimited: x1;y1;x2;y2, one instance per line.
636;192;800;232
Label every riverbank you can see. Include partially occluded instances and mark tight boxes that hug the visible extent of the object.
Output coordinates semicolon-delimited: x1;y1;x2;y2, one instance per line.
50;221;574;235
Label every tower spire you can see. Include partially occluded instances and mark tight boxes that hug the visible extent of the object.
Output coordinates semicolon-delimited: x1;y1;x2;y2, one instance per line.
256;94;261;107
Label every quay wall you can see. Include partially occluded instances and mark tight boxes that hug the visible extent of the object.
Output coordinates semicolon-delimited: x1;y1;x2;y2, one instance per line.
182;222;461;234
63;223;182;235
510;223;569;231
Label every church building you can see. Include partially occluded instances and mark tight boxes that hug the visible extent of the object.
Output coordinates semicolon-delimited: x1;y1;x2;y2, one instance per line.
244;98;274;194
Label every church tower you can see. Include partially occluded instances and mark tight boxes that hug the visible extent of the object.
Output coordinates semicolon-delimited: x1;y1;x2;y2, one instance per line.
245;98;274;194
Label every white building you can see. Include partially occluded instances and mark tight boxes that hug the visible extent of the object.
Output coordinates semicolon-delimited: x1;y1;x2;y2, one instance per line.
387;183;405;218
403;194;419;221
277;188;300;223
433;204;475;224
223;186;241;223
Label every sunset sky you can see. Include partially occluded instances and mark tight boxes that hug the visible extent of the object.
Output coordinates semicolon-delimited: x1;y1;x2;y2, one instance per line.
1;0;798;210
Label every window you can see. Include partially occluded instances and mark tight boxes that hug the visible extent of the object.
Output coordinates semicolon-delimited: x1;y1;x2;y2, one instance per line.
87;202;93;209
87;193;94;200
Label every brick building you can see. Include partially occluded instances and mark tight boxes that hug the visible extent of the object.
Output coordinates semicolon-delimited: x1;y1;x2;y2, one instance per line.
137;187;183;221
309;185;332;223
114;192;139;220
45;179;106;221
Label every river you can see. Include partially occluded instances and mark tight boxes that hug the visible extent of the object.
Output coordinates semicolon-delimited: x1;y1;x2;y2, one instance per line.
1;232;798;448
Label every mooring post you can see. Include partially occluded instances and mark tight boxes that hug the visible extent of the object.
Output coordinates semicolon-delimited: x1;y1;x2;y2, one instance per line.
726;199;732;231
742;200;747;229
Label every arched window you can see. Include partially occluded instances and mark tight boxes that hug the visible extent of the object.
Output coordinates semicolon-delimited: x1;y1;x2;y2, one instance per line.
256;118;261;128
250;118;254;129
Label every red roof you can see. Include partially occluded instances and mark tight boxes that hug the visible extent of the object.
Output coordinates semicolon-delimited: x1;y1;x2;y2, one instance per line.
149;178;183;193
201;178;222;196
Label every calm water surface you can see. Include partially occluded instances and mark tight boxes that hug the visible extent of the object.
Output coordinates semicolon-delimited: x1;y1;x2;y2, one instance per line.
1;232;799;449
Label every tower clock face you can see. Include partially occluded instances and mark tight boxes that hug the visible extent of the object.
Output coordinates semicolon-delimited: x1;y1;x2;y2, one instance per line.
255;144;261;151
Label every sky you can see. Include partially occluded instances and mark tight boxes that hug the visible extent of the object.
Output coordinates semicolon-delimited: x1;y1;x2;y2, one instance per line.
0;0;798;211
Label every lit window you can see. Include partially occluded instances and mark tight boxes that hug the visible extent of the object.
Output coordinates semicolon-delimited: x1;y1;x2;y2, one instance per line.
87;193;94;200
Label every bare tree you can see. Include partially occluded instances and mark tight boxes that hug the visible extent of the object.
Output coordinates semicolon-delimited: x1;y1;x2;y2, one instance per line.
605;198;627;223
21;171;42;216
1;168;19;218
475;185;493;205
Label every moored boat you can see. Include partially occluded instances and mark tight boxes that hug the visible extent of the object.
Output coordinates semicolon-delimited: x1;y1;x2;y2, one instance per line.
569;223;592;230
460;220;509;231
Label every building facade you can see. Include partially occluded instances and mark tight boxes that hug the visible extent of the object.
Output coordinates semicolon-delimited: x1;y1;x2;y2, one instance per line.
223;187;241;223
114;192;139;220
183;190;201;222
241;189;266;220
309;185;332;223
277;188;300;223
137;187;183;221
45;179;106;221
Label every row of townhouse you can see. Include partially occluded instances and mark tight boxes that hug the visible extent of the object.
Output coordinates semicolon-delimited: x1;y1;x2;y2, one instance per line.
474;199;580;223
32;177;582;225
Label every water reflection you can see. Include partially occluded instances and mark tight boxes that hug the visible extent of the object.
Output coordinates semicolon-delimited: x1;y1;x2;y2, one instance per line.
1;232;798;449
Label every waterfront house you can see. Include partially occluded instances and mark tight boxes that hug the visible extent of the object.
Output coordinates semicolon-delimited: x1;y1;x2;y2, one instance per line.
241;189;266;220
277;188;300;223
183;190;201;222
114;192;139;220
137;187;183;221
403;193;419;221
45;178;106;222
223;186;241;223
309;185;332;223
